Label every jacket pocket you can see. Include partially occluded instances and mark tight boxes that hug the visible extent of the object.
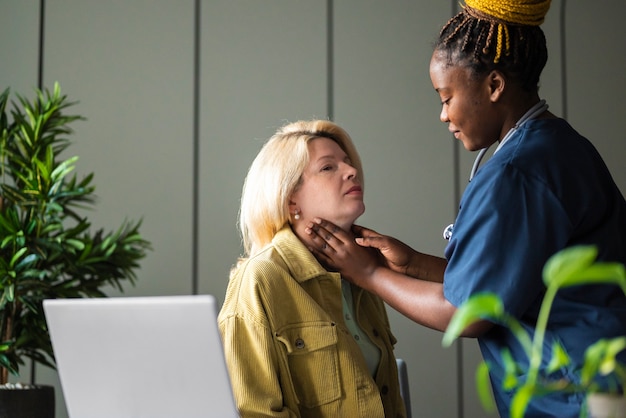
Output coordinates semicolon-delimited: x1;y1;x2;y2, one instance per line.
275;321;341;408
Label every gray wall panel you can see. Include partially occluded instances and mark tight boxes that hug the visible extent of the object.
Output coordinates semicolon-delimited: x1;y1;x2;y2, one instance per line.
0;0;39;92
43;0;195;296
334;2;459;417
41;1;195;416
198;1;328;301
566;0;626;194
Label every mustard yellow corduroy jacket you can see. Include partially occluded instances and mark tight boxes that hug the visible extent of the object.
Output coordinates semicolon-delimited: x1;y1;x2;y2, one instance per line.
218;226;406;418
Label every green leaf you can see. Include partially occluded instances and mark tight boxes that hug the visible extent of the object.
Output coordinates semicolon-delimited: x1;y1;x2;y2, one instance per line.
443;293;504;347
555;263;626;291
50;155;78;183
476;361;497;413
582;337;626;386
65;239;85;251
542;245;626;293
501;348;520;390
510;384;534;418
581;343;603;387
1;285;15;303
14;253;38;271
104;242;117;257
0;212;18;235
34;157;51;184
9;247;28;268
542;246;597;287
599;337;626;376
581;336;626;378
546;341;571;374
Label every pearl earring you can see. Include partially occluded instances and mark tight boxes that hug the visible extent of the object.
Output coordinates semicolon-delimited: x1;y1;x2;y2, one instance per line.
294;210;301;220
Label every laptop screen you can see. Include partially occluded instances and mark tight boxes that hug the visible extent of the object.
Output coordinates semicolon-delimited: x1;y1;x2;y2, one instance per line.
44;295;238;418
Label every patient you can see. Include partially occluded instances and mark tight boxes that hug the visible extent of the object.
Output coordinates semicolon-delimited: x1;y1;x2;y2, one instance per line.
218;120;406;417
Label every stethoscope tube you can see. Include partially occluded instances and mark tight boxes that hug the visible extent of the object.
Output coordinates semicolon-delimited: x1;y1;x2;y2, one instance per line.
444;100;549;240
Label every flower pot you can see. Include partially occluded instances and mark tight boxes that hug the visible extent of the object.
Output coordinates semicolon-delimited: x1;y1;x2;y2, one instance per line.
586;393;626;418
0;384;55;418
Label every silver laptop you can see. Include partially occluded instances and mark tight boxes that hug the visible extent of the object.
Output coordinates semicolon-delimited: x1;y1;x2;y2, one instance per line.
43;295;238;418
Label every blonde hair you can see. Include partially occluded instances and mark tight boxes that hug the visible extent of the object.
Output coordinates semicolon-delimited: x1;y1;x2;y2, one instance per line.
238;120;363;258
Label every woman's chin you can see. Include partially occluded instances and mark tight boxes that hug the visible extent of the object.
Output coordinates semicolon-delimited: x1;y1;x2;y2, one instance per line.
317;208;363;231
336;216;361;231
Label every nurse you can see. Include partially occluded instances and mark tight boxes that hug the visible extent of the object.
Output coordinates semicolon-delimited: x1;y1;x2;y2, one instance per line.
303;0;626;416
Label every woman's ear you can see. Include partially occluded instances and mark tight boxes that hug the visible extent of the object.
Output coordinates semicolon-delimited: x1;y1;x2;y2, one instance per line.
288;199;298;214
287;200;301;221
487;70;506;102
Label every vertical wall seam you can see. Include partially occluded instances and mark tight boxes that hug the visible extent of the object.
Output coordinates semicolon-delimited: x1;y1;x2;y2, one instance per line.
192;0;201;295
32;0;46;384
38;0;45;90
326;0;334;121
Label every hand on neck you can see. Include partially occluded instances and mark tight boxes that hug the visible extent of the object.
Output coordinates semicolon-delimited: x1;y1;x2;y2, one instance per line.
291;218;354;247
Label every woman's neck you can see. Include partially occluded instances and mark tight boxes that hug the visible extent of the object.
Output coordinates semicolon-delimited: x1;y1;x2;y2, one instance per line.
291;220;355;247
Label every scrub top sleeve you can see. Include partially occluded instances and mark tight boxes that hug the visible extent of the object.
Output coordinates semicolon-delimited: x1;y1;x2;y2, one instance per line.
443;164;572;317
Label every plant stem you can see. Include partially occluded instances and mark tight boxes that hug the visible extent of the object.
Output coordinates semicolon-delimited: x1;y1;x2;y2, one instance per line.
527;284;559;386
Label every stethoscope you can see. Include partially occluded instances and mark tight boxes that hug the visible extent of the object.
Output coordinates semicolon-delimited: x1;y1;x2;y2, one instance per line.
443;100;549;241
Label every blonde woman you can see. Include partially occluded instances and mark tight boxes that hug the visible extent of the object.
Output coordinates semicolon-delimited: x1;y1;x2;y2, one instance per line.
218;120;406;418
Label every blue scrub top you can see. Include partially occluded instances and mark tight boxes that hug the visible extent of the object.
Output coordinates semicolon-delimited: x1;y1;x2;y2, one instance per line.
443;118;626;417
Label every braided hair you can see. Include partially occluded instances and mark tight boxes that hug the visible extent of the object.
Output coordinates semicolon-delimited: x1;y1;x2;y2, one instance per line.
435;0;551;92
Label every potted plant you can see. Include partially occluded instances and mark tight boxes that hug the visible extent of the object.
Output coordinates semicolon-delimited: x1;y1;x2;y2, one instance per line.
0;83;151;417
442;245;626;418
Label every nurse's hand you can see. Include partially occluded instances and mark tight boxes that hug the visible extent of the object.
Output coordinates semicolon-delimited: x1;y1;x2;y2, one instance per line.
305;218;418;281
351;224;418;277
303;219;382;286
351;224;446;283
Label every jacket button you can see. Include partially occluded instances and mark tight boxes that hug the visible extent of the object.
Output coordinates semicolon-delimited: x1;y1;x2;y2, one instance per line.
372;328;380;337
295;338;305;349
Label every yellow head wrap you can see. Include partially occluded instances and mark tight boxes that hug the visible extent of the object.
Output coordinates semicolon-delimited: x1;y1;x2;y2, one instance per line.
464;0;551;26
463;0;551;62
